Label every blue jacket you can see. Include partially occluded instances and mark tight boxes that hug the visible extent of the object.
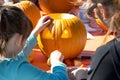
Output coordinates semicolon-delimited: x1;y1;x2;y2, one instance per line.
0;34;68;80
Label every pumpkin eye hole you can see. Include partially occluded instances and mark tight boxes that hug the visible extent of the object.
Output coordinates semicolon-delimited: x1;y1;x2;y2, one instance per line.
61;28;72;38
41;27;54;39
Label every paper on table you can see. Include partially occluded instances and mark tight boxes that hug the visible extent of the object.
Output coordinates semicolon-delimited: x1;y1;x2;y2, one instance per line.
87;31;94;39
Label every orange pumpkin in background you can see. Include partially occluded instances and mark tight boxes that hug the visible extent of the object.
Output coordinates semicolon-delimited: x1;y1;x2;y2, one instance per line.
38;0;75;13
37;13;87;59
96;18;108;31
14;1;41;27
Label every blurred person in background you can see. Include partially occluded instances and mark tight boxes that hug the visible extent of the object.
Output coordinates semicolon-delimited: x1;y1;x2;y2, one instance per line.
70;0;120;80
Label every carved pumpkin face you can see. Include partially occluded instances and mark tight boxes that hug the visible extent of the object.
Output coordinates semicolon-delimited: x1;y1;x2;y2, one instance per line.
37;13;87;59
14;1;41;27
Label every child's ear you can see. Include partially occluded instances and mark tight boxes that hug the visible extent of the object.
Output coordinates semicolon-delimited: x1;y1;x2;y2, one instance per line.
97;3;109;20
15;34;23;47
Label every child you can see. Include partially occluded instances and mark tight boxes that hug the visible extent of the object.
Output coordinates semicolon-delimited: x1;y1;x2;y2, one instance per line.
0;5;68;80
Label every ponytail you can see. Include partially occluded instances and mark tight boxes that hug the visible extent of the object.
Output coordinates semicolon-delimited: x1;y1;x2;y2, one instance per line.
107;11;120;36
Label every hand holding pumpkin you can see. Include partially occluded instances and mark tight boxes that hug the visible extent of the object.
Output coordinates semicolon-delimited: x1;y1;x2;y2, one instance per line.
31;15;53;37
48;50;64;66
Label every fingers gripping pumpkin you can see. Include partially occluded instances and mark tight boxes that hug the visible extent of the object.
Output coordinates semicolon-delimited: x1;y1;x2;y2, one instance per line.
37;13;87;59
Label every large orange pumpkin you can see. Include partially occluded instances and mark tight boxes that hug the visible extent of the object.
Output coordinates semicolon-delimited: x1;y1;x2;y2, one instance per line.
14;1;41;27
37;13;87;59
38;0;75;13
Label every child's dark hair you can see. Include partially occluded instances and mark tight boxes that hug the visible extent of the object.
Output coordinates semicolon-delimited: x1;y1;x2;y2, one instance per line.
0;5;33;55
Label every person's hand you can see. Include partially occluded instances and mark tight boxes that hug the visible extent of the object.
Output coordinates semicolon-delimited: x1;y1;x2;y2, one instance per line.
48;50;64;66
31;15;53;36
71;68;88;80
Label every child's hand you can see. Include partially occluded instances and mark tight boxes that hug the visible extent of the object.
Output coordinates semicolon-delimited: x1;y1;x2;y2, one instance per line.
48;50;64;66
31;15;53;36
